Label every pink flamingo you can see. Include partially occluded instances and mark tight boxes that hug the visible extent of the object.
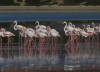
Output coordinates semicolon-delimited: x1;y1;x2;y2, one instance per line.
85;24;96;55
46;26;60;67
63;21;76;56
35;24;48;65
77;25;89;56
0;29;4;58
23;28;38;58
1;28;15;60
47;26;60;53
13;21;26;57
71;24;82;56
96;25;100;55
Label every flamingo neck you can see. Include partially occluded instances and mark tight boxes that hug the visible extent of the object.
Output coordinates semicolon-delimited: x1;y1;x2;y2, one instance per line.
14;22;17;30
37;21;39;26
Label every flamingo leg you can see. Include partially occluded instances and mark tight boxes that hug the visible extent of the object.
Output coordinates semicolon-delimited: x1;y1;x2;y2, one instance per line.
92;35;97;56
96;33;99;55
45;37;50;55
75;35;80;56
9;37;14;58
33;37;37;56
52;37;54;54
19;32;20;57
0;37;2;57
8;37;10;60
31;37;35;55
23;37;28;58
87;36;91;56
70;33;75;57
28;38;33;57
65;36;71;55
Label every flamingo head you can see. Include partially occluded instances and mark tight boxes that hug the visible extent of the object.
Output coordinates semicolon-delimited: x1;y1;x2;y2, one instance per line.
72;24;75;28
35;21;39;24
68;22;72;26
13;20;17;24
63;21;67;24
83;24;85;27
87;25;90;28
91;22;95;27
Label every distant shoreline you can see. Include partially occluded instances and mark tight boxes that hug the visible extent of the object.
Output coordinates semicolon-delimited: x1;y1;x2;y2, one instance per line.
0;6;100;12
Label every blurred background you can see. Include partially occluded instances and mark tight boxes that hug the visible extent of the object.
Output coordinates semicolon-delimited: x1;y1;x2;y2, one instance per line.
0;0;100;6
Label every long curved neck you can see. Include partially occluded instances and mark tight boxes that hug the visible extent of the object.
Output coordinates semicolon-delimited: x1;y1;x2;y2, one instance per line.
64;22;67;26
37;21;39;26
63;22;67;31
14;22;17;30
92;23;95;28
35;21;40;30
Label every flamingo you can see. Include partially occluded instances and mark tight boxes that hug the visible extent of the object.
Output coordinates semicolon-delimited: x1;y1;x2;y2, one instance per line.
90;22;99;55
63;21;77;57
24;28;38;57
18;27;38;57
63;21;75;43
0;29;4;58
13;21;26;58
47;26;60;53
95;25;100;55
75;25;89;57
35;24;49;66
46;26;60;67
71;25;83;56
1;28;15;60
85;24;96;56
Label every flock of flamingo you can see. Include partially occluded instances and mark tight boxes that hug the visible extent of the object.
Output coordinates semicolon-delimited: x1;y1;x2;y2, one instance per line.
0;20;100;68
